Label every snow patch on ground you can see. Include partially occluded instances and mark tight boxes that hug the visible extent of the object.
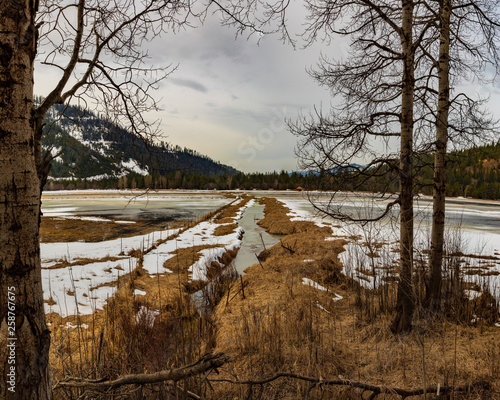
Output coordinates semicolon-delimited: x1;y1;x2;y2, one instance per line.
41;228;179;262
302;278;343;302
63;322;89;329
332;293;343;301
49;215;136;224
42;207;79;217
302;278;327;292
43;257;137;317
465;290;482;300
142;198;248;280
280;198;338;230
136;306;160;328
316;302;330;313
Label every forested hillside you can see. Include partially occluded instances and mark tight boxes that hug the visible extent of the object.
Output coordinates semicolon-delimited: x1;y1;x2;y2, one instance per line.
437;141;500;199
401;141;500;200
41;100;238;181
309;141;500;200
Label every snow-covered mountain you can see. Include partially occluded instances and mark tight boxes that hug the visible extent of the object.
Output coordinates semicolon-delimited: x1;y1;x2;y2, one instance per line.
41;102;238;180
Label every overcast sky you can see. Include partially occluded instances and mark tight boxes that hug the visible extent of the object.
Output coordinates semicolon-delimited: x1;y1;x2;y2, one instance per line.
34;4;500;174
35;5;347;173
150;13;343;173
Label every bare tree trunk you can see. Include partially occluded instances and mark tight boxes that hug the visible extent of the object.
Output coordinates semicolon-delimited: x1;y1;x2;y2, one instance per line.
391;0;415;334
425;0;451;312
0;1;52;399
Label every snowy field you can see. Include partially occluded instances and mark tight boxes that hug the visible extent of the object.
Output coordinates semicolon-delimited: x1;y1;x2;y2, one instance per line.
40;190;500;317
41;193;251;317
278;194;500;297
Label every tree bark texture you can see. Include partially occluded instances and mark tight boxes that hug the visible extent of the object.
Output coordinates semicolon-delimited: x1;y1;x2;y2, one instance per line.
391;0;416;334
425;0;451;312
0;1;52;399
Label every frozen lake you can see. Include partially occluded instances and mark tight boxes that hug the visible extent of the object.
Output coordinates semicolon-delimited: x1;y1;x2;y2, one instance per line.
242;190;500;232
41;190;500;255
268;191;500;255
41;190;232;222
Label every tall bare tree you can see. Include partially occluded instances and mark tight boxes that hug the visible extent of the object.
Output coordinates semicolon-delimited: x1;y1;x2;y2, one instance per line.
0;2;51;398
288;0;440;333
289;0;499;329
424;0;452;312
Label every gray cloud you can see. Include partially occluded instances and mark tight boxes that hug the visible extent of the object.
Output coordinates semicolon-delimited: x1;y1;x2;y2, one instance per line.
169;78;208;93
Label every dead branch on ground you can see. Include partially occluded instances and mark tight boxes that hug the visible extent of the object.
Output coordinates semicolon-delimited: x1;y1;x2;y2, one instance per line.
53;352;230;391
210;373;490;399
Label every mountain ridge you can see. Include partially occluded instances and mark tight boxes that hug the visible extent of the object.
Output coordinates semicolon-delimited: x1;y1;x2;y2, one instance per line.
40;101;238;181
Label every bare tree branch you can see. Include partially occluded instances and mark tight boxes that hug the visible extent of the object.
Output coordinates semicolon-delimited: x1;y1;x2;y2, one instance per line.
54;352;230;391
210;373;490;399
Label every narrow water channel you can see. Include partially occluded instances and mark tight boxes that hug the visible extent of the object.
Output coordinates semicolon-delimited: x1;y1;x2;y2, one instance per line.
192;199;283;314
233;200;282;274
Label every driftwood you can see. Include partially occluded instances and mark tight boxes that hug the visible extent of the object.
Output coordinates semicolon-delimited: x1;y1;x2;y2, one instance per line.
53;352;230;391
210;373;491;399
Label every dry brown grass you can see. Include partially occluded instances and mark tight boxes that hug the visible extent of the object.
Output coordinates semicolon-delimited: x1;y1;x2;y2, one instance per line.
48;195;500;399
208;197;500;399
42;255;127;270
40;217;184;243
214;195;253;223
163;245;221;273
214;223;239;236
257;197;331;236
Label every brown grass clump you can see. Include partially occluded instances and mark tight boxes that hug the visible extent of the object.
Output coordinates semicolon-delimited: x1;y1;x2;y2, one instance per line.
162;244;221;274
214;223;239;236
258;197;331;235
40;216;184;243
216;217;235;224
42;255;127;270
45;297;57;306
214;195;253;223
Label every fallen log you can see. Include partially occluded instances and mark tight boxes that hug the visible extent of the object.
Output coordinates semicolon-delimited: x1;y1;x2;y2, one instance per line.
53;352;230;391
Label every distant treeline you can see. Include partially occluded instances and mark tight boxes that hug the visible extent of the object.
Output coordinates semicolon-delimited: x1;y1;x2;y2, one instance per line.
45;141;500;200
